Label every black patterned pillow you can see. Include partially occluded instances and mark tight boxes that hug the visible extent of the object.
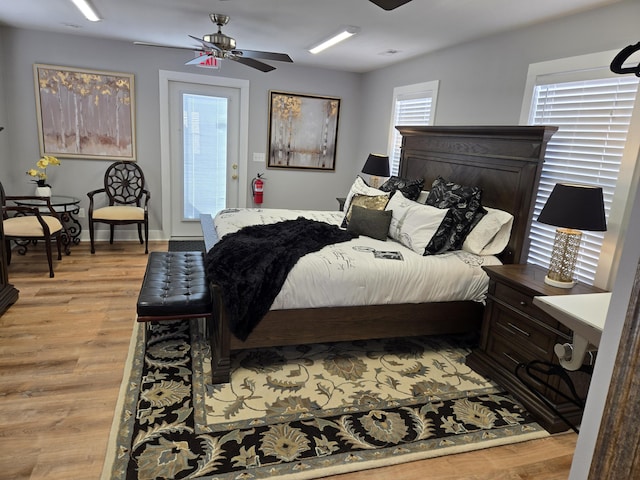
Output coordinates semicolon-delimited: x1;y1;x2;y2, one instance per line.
379;176;424;201
425;177;477;209
424;177;485;255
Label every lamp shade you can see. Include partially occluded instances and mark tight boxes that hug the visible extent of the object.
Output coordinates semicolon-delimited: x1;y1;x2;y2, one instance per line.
362;154;390;177
537;183;607;232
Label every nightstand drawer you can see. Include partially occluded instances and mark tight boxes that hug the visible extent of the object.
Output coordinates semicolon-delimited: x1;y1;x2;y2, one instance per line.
487;332;530;369
491;303;556;359
492;282;558;329
485;335;548;390
493;281;535;312
488;335;549;394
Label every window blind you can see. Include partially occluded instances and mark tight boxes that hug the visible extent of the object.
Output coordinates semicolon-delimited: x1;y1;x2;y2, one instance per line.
527;75;639;284
389;82;437;175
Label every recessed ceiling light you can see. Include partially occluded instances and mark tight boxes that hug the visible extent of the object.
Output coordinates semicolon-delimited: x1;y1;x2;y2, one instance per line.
308;26;360;55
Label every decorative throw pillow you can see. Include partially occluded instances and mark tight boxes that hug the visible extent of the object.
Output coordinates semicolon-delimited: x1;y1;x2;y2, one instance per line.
385;191;448;254
344;194;390;225
424;177;485;255
416;190;430;204
379;176;425;201
463;207;514;255
425;177;480;209
341;176;389;227
347;205;392;241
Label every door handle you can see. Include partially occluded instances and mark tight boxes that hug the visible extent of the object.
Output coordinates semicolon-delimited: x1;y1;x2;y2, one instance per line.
231;163;238;180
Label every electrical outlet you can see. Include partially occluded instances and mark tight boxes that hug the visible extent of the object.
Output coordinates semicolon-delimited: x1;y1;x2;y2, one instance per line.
78;208;85;218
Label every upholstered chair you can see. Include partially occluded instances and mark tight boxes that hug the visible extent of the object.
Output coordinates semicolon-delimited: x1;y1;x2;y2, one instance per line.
1;181;65;278
87;161;150;254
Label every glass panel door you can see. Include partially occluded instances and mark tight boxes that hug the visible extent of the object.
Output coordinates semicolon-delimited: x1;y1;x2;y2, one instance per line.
168;81;240;237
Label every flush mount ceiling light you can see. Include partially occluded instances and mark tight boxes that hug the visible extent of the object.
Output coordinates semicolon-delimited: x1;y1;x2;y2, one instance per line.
70;0;101;22
308;26;360;54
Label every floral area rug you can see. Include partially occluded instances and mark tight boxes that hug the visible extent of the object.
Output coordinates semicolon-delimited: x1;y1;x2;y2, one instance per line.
103;320;548;480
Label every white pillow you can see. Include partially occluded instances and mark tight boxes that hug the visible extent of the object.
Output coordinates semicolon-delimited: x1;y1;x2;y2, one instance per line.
343;176;389;215
385;191;448;254
462;207;514;255
416;190;430;204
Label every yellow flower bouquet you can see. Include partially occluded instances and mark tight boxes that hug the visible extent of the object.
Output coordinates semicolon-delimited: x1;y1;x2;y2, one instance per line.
26;155;61;187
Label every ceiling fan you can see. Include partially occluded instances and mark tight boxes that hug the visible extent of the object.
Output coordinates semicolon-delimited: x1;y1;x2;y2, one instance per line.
134;14;293;73
369;0;412;10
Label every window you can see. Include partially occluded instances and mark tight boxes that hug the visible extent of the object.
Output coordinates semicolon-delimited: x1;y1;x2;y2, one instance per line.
388;81;439;175
521;51;640;286
182;93;228;220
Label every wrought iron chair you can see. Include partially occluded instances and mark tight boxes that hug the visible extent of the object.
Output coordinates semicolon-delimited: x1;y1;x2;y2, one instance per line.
87;161;150;254
1;180;65;278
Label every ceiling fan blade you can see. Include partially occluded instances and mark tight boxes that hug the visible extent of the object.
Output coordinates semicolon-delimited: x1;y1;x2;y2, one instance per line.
134;41;203;53
231;56;276;73
369;0;412;10
185;54;213;66
234;49;293;63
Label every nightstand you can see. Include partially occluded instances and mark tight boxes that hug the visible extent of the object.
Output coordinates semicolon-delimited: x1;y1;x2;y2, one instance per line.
466;263;606;433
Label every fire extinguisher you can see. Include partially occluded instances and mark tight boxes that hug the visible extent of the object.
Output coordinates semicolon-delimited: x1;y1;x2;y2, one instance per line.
252;173;264;205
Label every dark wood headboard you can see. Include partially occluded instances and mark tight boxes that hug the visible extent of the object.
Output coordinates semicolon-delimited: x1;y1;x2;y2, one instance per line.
397;125;558;264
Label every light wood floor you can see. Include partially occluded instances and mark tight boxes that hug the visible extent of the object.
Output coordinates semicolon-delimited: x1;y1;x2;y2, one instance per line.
0;241;577;480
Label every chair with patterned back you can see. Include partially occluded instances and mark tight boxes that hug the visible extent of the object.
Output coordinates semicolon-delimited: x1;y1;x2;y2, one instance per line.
87;161;150;254
1;180;65;278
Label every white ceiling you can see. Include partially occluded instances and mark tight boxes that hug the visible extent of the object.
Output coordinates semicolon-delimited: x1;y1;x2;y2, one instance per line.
0;0;621;73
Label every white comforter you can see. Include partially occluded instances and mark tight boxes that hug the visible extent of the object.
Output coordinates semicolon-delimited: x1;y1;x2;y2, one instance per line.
213;208;501;310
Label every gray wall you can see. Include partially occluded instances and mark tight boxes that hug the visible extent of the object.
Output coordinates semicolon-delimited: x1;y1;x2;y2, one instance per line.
1;2;638;237
358;0;640;157
0;28;8;170
2;1;640;474
0;27;363;235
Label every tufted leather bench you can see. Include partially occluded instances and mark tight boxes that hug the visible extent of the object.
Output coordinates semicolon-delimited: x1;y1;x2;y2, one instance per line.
136;251;212;330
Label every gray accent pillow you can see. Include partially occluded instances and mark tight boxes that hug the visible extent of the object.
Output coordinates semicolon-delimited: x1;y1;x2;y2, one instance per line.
347;205;392;241
343;194;390;226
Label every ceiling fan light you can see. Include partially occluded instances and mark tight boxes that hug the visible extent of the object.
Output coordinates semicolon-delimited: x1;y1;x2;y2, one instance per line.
203;33;236;50
308;26;360;54
70;0;101;22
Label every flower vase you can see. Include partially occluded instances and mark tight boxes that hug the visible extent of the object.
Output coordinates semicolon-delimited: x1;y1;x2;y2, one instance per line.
35;186;51;197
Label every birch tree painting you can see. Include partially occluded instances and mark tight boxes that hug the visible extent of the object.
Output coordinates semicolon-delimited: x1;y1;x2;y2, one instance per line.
268;91;340;170
34;64;136;160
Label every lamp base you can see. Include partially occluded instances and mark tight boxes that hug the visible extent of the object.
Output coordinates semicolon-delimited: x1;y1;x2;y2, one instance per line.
544;275;575;289
544;228;581;289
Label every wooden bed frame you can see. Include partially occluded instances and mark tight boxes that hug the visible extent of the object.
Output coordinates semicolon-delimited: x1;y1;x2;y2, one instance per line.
202;125;557;384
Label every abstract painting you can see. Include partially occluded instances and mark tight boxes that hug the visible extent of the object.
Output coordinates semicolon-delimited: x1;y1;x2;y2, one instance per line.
34;64;136;160
267;91;340;170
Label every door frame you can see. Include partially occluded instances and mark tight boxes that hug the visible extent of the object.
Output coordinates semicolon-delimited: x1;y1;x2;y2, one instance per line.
159;70;249;239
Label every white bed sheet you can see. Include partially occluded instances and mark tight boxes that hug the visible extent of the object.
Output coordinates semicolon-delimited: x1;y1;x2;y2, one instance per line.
213;208;501;310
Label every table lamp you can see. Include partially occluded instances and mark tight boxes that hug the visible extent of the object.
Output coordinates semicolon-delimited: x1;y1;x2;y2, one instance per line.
537;183;606;288
362;153;390;188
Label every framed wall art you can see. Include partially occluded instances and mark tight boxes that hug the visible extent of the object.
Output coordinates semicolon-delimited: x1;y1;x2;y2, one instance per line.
33;64;136;161
267;91;340;170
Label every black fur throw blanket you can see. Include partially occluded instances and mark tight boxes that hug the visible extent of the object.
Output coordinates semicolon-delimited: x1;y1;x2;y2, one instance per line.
205;217;356;341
